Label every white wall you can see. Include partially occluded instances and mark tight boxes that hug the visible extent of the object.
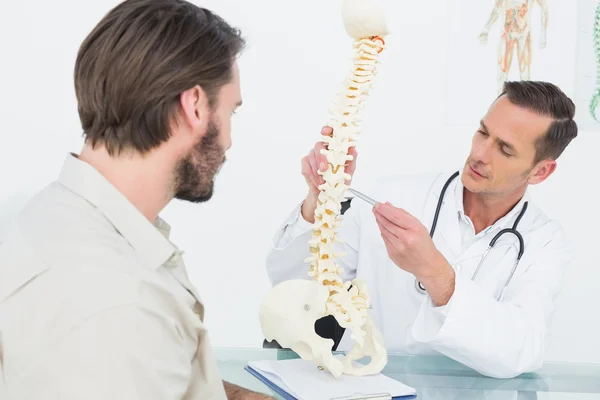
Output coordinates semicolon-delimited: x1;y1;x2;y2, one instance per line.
1;0;598;364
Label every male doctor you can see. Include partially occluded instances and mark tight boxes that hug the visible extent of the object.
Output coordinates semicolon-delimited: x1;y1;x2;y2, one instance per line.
265;81;578;378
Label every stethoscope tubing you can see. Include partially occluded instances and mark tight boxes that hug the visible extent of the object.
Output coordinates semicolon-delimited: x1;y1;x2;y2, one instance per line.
415;172;527;296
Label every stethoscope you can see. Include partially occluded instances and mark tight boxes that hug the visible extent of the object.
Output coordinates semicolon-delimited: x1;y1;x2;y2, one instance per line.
415;171;528;297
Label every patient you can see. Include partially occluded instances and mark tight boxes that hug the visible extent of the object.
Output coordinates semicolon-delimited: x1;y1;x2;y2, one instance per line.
0;1;270;399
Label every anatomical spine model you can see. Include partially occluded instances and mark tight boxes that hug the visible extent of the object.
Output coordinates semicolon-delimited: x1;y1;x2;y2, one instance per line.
259;0;389;378
479;0;548;93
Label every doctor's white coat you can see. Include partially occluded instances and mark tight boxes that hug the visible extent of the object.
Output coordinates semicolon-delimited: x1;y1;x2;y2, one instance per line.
265;170;572;379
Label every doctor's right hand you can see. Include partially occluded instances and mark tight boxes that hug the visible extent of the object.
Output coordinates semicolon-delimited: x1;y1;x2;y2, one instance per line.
300;126;357;223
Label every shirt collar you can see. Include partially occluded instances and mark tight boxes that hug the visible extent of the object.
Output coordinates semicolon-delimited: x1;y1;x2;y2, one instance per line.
454;169;530;230
57;153;178;269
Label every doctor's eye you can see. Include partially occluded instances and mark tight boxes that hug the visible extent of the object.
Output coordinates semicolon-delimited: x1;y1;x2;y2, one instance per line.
477;130;488;137
500;146;512;157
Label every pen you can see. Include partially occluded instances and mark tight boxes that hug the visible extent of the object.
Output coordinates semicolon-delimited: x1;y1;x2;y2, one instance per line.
347;188;379;206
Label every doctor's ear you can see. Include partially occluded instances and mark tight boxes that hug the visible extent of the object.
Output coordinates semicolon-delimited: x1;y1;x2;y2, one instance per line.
528;159;557;185
179;85;209;132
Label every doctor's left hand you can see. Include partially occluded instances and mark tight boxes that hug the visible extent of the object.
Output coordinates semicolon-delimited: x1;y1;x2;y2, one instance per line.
373;202;455;305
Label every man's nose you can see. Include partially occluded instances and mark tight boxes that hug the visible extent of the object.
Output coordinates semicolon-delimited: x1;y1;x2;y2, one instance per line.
472;140;492;164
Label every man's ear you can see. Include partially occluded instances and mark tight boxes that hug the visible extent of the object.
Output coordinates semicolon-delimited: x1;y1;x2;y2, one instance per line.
179;85;209;133
528;159;557;185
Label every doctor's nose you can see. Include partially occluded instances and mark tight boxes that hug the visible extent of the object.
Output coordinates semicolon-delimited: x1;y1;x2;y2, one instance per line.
472;141;493;164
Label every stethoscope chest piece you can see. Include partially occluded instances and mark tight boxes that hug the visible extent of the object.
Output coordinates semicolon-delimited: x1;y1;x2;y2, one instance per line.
415;279;426;295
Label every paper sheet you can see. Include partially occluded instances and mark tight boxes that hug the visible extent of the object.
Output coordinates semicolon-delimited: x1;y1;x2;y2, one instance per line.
247;357;416;400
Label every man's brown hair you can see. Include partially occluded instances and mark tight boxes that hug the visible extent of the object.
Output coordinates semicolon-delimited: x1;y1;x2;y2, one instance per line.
74;0;245;156
499;81;578;164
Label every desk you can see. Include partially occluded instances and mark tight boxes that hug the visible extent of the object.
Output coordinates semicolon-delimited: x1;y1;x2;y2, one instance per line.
215;348;600;399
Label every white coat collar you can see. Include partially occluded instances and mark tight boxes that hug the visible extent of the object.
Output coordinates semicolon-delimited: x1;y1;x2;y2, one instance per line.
431;170;530;259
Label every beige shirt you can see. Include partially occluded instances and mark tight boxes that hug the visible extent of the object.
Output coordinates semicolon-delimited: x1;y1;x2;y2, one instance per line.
0;154;227;399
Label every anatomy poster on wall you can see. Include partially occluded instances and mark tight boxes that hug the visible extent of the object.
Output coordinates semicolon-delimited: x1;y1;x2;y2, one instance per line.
443;0;577;126
574;0;600;130
478;0;548;95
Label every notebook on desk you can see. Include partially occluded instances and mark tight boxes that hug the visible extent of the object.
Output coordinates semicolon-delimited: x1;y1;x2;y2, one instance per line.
245;357;416;400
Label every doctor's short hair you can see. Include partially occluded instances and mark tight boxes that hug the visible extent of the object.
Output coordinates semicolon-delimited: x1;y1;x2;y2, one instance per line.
498;81;578;164
73;0;245;156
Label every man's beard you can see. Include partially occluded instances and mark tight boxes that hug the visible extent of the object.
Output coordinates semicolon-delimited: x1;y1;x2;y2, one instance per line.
173;118;225;203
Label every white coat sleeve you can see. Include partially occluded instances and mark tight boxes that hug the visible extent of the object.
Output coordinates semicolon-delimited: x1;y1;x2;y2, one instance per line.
265;199;361;286
410;227;573;378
